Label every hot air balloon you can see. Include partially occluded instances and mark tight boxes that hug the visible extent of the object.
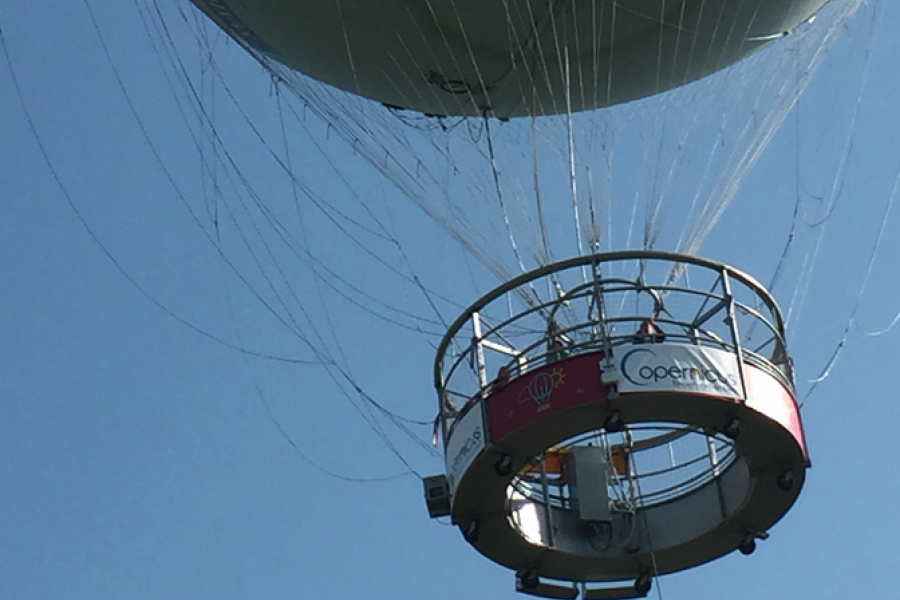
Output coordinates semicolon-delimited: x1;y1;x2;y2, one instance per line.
7;0;900;599
5;1;884;599
178;1;846;598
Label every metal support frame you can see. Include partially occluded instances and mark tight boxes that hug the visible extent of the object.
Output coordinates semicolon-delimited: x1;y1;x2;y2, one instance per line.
425;251;804;594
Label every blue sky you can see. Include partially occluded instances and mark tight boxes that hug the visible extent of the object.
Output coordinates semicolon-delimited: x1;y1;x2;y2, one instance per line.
3;1;900;599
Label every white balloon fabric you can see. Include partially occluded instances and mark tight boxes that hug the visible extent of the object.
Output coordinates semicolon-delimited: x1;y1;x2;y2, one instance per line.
187;0;831;118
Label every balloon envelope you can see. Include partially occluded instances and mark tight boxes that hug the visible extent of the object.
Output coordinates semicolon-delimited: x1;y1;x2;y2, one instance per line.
189;0;831;118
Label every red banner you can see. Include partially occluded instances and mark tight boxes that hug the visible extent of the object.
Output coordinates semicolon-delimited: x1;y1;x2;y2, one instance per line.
744;364;807;457
486;352;612;442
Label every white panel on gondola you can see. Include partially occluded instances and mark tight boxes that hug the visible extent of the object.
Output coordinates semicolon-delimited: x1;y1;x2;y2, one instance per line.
444;408;485;493
613;343;743;399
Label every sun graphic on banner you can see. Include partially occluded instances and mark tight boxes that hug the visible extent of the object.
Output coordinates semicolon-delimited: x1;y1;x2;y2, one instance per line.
552;368;566;388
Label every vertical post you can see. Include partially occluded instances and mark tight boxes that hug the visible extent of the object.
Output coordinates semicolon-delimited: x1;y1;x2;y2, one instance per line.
707;436;720;477
721;270;749;403
591;260;615;373
471;312;489;389
624;427;637;504
440;390;450;444
539;456;555;547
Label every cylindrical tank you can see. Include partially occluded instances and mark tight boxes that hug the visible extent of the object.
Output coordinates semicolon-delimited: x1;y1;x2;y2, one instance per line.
189;0;830;118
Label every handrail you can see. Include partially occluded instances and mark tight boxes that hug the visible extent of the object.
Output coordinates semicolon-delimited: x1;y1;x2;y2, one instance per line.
436;253;793;435
434;251;787;391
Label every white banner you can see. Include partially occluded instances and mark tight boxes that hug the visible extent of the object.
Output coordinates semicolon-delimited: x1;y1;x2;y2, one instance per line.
444;407;486;493
612;343;743;399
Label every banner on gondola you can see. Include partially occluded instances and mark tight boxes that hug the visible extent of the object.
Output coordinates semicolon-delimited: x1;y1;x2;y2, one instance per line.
444;407;485;493
613;343;743;399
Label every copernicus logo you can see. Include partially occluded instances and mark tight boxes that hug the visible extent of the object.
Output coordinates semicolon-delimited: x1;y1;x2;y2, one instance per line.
449;427;483;479
620;347;738;388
